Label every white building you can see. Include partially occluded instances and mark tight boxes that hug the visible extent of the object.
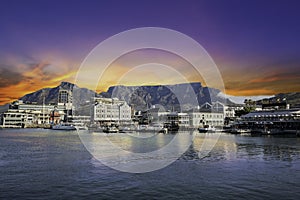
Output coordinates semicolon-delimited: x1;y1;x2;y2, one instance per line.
93;97;131;124
189;102;225;128
0;109;51;128
178;113;190;127
189;110;224;128
0;100;67;128
58;89;73;110
224;105;244;118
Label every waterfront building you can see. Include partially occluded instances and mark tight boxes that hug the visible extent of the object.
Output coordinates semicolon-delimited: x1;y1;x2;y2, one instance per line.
0;100;67;128
189;110;224;128
163;112;190;129
189;102;225;128
58;89;73;109
57;88;73;121
0;109;51;128
0;109;28;128
145;102;225;128
240;109;300;134
224;105;244;118
178;113;190;127
93;97;131;125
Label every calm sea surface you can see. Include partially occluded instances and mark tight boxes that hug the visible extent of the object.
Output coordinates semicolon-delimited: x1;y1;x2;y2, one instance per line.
0;129;299;200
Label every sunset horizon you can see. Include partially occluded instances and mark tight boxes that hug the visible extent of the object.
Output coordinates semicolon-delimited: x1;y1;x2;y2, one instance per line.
1;1;300;199
1;0;300;104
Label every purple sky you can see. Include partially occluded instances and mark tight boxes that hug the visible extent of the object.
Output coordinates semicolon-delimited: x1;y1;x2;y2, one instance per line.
0;0;299;104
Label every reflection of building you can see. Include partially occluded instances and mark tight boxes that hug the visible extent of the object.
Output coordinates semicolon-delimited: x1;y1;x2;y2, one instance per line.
70;115;91;127
93;98;131;125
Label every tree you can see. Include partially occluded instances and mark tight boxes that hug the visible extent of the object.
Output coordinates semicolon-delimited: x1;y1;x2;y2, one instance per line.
235;99;256;117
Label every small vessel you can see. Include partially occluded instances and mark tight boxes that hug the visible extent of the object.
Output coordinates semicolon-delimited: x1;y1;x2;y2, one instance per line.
163;122;179;132
75;125;88;130
148;123;164;131
103;125;119;133
134;123;164;132
198;125;216;133
229;128;251;134
51;123;77;131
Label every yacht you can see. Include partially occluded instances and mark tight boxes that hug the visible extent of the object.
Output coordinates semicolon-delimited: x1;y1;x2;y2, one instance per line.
198;125;216;133
103;125;119;133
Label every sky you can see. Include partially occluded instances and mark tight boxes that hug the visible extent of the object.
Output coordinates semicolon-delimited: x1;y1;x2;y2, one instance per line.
0;0;299;104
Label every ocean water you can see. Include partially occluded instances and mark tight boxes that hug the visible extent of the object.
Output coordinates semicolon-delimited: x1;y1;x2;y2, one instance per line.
0;129;299;199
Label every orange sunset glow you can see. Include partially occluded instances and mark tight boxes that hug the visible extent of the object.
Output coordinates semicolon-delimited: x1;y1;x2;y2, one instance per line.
1;52;299;105
1;1;300;105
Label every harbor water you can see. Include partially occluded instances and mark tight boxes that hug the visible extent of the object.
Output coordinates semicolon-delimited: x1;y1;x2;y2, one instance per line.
0;129;299;199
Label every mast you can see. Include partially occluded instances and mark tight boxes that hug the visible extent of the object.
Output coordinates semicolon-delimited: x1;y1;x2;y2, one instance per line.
42;97;45;124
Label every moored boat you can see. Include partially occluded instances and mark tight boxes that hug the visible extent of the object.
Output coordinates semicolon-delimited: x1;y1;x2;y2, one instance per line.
103;125;119;133
198;125;216;133
51;124;77;131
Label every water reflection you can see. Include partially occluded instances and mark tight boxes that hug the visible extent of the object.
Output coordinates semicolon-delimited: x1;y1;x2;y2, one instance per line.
1;129;299;199
79;131;195;173
190;133;300;162
79;131;300;167
77;131;300;170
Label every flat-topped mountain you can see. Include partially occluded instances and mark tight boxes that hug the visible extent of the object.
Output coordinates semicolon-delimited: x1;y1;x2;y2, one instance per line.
99;82;233;111
12;82;237;112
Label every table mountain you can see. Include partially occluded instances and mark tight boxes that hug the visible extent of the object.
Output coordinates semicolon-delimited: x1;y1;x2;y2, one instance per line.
18;82;234;112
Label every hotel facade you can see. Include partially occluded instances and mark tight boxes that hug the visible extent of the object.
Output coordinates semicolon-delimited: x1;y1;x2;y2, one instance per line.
93;97;132;125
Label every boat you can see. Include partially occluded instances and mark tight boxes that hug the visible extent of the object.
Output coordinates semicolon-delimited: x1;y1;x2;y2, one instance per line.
149;123;164;131
75;125;88;130
103;125;119;133
229;128;251;134
134;123;164;132
51;123;77;131
198;125;216;133
163;122;179;133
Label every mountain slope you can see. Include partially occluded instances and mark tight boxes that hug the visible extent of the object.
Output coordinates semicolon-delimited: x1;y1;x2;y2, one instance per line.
256;92;300;106
17;82;235;112
100;82;234;111
20;82;96;106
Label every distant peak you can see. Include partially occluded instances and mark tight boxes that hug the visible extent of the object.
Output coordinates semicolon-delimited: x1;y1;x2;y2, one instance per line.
60;81;74;86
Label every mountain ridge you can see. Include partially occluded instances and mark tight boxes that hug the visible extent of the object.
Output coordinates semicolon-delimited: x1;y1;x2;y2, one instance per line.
16;82;234;111
4;82;299;112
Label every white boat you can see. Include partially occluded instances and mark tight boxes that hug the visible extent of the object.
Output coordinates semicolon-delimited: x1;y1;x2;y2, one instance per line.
229;128;251;134
51;124;77;131
103;125;119;133
75;125;88;130
148;123;164;131
198;125;216;133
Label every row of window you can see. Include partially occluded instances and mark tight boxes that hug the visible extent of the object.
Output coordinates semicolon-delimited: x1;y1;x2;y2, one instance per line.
193;114;223;118
95;115;131;118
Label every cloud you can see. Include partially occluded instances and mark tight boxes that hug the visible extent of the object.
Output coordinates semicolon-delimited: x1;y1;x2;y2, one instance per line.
225;73;300;96
0;66;24;87
249;72;300;84
0;58;78;105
